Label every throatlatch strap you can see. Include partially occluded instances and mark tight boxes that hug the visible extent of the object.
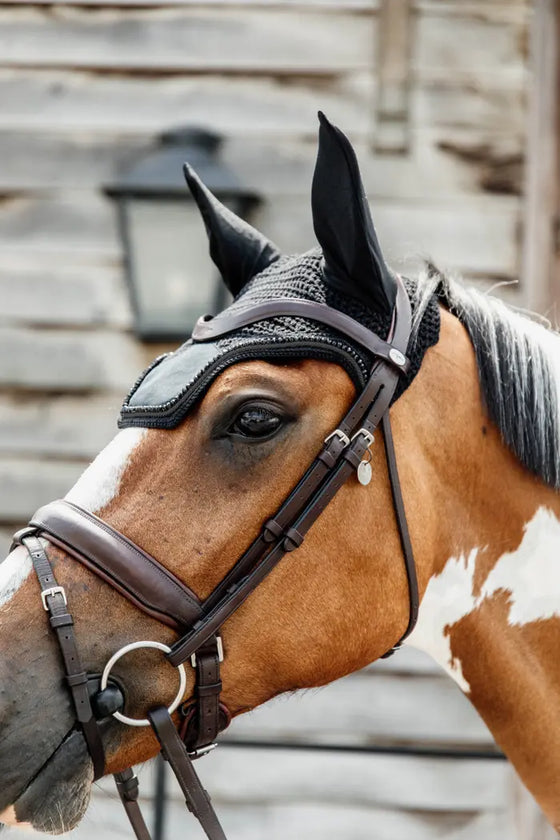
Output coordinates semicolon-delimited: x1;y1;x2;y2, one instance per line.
379;412;419;656
149;707;227;840
21;534;106;780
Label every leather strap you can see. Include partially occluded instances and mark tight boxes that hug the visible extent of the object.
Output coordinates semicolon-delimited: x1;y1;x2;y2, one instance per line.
167;278;412;667
192;297;410;375
379;412;419;655
168;372;396;666
148;707;227;840
199;279;409;617
114;769;152;840
185;636;222;753
24;500;202;631
22;534;106;780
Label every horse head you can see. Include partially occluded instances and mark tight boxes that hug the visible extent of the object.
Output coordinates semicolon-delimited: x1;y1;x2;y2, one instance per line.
2;114;560;834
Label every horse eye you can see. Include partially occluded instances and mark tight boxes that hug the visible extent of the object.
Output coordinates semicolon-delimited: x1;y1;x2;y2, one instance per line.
230;406;283;439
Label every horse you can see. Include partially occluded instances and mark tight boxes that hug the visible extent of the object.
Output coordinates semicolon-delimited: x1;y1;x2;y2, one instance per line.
1;111;559;836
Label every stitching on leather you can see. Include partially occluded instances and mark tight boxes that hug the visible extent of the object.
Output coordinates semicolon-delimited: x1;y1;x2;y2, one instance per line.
40;503;201;615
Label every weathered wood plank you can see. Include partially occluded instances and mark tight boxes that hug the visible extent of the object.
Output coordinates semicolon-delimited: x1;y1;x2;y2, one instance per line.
415;83;525;134
158;799;515;840
254;195;520;278
0;0;377;7
521;0;560;314
92;749;512;817
0;394;120;459
0;70;374;137
0;128;524;202
415;8;528;85
1;796;516;840
510;773;556;840
183;751;508;811
0;192;520;279
0;7;374;73
0;6;527;83
0;529;15;560
0;1;528;19
0;327;149;392
225;669;492;745
0;457;87;522
0;194;119;259
375;0;412;153
370;645;442;675
0;265;130;328
418;2;528;25
0;69;524;139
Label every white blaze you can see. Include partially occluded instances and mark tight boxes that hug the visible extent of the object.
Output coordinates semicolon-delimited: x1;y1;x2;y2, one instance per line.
405;507;560;692
0;548;32;610
65;427;146;513
0;427;146;611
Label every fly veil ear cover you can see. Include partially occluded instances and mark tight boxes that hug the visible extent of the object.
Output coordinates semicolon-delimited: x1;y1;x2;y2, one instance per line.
311;111;397;314
119;116;440;430
183;164;281;296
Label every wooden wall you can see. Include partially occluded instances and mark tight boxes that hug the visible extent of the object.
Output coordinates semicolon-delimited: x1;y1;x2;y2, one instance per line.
1;1;557;837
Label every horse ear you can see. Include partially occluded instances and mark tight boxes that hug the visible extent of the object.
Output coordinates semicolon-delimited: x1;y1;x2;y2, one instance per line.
183;164;281;297
311;112;396;313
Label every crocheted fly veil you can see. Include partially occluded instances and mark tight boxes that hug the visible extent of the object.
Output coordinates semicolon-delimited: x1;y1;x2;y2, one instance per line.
120;113;439;429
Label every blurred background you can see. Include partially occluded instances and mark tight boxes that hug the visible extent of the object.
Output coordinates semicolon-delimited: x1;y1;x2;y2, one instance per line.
1;0;559;838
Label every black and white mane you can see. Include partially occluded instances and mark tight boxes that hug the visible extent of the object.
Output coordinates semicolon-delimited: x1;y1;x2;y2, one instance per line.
412;265;560;490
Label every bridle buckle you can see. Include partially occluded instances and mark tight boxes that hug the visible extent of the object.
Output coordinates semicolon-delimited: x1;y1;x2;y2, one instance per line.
324;428;350;447
351;427;375;448
190;635;224;669
188;742;218;759
41;586;67;611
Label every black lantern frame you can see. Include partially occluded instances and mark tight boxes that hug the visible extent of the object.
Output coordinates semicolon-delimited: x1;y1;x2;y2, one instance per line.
105;128;258;342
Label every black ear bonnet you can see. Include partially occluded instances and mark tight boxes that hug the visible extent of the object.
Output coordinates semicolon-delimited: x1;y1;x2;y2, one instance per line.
119;115;440;431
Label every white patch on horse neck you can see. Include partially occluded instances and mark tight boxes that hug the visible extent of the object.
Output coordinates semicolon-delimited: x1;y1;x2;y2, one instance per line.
481;507;560;625
0;548;32;610
404;507;560;693
404;549;478;692
65;427;146;514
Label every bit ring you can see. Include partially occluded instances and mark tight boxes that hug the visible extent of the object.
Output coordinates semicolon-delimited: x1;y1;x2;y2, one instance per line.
100;641;187;727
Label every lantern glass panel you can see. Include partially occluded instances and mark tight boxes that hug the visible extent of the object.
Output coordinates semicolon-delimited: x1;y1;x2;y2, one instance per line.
125;198;221;339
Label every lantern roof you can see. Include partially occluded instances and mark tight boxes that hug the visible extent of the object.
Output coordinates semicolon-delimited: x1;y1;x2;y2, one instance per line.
105;127;256;202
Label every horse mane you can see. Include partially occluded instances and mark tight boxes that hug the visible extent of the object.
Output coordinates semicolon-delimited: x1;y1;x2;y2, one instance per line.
410;264;560;490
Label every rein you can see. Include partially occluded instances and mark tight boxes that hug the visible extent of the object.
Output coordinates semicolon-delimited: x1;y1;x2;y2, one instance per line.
11;277;419;840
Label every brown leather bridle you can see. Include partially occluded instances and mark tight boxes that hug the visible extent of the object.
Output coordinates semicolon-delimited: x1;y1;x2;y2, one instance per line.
11;277;419;840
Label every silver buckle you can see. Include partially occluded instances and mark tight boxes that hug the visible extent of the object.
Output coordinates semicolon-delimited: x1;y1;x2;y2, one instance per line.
191;635;224;668
324;429;350;447
41;586;67;611
188;742;218;759
351;428;375;448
